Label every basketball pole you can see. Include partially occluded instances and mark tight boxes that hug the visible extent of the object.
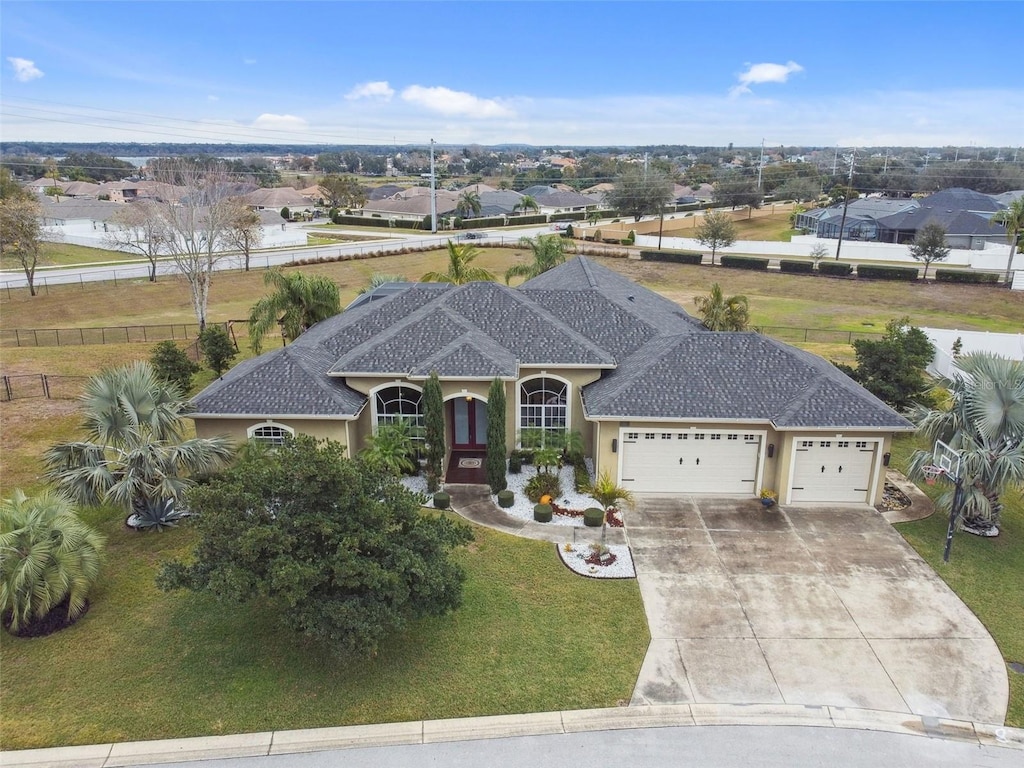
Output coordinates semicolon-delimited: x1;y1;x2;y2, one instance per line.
942;475;965;563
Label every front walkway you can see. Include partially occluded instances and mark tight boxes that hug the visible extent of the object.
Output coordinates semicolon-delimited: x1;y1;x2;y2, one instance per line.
625;496;1008;725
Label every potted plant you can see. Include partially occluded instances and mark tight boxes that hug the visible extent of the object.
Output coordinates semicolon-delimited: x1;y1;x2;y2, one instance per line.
759;489;778;508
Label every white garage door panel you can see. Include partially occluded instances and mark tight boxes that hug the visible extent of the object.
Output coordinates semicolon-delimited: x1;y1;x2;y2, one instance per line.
791;440;875;503
620;430;760;494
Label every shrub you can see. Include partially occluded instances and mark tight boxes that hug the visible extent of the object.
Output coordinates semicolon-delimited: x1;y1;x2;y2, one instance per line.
564;224;574;238
508;452;523;473
720;255;769;271
780;260;814;274
573;462;591;493
935;269;1000;284
533;503;553;523
149;340;199;393
496;489;515;508
818;261;854;276
624;230;636;245
639;249;703;264
280;206;290;220
432;492;450;510
524;473;561;503
857;264;919;281
583;507;605;527
199;325;236;378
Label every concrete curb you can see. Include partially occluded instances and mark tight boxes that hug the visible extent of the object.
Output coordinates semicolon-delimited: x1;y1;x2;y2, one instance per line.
2;705;1021;767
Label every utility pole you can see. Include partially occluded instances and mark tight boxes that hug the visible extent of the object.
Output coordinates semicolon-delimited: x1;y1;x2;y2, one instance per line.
429;138;437;234
832;146;839;176
834;148;856;260
756;138;765;190
883;148;889;174
643;152;648;180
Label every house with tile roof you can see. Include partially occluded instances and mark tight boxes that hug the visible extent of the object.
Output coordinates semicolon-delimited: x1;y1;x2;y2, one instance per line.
190;257;912;505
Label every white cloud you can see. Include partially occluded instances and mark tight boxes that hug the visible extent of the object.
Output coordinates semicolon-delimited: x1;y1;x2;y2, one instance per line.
251;113;308;130
8;57;44;82
243;58;257;65
401;85;514;119
730;61;803;97
207;95;219;102
346;80;395;101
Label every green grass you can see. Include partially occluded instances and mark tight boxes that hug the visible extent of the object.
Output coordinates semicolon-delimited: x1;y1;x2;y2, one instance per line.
0;510;648;749
2;242;140;270
888;435;1024;727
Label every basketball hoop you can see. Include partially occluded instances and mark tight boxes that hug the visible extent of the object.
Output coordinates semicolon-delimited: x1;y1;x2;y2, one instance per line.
922;465;944;486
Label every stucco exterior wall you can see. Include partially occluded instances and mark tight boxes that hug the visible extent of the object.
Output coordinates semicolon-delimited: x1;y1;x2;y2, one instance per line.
192;417;352;455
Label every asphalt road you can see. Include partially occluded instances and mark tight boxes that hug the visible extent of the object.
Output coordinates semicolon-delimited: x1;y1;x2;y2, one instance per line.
151;726;1020;768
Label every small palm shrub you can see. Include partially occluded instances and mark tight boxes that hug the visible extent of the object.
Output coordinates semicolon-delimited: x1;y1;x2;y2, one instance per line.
525;472;561;503
1;489;106;635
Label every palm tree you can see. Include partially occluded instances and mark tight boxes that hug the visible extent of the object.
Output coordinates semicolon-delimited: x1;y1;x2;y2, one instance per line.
43;362;234;530
1;488;106;634
421;240;495;284
586;470;635;546
456;190;482;219
247;268;342;353
907;353;1024;534
586;210;602;227
512;195;539;217
504;235;570;284
361;421;418;476
357;272;407;295
992;197;1024;286
693;283;750;331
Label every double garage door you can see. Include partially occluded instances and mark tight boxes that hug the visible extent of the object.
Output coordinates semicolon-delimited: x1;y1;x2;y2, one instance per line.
790;439;877;503
619;429;761;494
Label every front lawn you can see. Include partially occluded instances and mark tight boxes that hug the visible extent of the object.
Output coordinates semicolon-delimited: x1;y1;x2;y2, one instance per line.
0;507;649;749
889;435;1024;727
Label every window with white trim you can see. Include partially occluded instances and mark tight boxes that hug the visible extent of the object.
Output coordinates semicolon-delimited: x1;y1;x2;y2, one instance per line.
519;376;568;444
248;423;294;446
374;385;424;439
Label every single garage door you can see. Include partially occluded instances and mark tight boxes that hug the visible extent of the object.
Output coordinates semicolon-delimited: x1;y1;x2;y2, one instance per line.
790;439;876;503
619;429;761;494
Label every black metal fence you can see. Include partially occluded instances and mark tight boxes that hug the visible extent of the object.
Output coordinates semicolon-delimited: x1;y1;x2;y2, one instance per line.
755;326;884;344
1;374;89;402
1;322;227;349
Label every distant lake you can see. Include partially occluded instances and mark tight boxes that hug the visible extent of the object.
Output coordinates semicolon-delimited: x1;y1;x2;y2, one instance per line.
116;156;245;167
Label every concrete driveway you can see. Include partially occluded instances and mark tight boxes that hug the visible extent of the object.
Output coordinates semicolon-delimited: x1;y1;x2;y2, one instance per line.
626;496;1008;724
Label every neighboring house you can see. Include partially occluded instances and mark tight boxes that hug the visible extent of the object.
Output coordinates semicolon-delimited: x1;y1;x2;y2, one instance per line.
516;185;600;213
795;198;918;239
243;187;313;214
476;189;526;218
360;190;459;220
367;184;405;201
190;257;911;505
874;207;1007;249
39;198;122;228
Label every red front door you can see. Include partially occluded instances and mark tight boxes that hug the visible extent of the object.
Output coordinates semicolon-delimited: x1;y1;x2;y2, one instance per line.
451;397;488;450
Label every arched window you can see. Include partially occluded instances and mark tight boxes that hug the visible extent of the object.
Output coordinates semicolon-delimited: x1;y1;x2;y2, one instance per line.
519;376;568;445
373;385;424;438
247;422;294;446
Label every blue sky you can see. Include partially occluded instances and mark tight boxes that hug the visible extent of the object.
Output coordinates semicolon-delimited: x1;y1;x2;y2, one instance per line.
2;1;1022;147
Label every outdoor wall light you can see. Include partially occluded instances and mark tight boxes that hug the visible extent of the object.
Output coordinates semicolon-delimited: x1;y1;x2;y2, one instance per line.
883;452;891;466
611;438;618;453
767;443;775;458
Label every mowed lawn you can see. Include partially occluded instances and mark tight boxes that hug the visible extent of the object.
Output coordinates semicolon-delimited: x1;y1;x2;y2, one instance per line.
1;506;649;749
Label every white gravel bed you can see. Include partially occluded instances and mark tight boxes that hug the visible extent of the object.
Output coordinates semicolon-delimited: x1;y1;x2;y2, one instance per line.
494;460;599;526
400;473;430;503
556;543;636;579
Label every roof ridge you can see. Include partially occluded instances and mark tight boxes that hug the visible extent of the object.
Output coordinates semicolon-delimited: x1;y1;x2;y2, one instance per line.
578;256;599;288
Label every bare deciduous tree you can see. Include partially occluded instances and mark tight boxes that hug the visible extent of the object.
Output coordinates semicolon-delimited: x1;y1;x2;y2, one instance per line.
223;200;263;272
1;196;45;296
105;200;170;282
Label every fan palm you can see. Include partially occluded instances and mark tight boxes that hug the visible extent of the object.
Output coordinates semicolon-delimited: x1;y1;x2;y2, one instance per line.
1;488;106;633
513;195;539;216
247;268;342;353
43;362;234;530
992;197;1024;286
361;421;418;476
504;235;570;284
456;190;482;218
421;240;495;284
906;352;1024;531
693;283;750;331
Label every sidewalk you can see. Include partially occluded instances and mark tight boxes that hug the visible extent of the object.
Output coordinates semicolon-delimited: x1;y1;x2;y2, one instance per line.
2;704;1020;767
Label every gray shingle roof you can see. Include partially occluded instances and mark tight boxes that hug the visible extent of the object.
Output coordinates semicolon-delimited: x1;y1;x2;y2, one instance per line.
919;187;1003;214
191;345;366;417
582;333;912;429
875;207;1006;236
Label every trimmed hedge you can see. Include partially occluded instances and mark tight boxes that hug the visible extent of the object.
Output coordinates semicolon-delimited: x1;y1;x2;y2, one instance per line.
533;503;553;523
857;264;919;281
433;492;450;510
935;269;1000;284
720;255;769;271
583;507;605;527
456;215;505;229
497;489;515;508
639;249;703;264
780;260;815;274
551;211;586;222
332;214;413;229
818;261;854;276
508;214;548;226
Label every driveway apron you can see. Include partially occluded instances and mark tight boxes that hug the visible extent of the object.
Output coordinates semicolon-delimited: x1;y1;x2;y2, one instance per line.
626;496;1008;724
